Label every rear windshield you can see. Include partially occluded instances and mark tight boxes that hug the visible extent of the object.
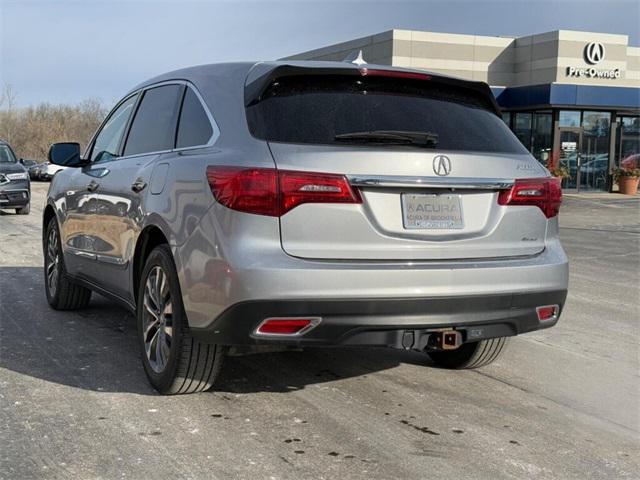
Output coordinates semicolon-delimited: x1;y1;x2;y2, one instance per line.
246;75;527;154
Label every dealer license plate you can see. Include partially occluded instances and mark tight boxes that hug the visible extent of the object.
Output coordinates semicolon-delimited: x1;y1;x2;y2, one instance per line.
401;194;464;229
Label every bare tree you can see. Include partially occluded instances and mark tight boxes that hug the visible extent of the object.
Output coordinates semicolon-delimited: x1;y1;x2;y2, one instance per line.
0;84;18;109
0;85;106;161
0;84;19;144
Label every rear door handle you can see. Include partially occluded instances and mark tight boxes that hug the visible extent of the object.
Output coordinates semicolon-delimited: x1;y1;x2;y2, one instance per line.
131;178;147;193
87;180;99;192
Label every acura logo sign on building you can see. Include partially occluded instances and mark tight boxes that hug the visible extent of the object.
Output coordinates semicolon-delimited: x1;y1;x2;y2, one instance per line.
584;42;606;64
566;41;620;79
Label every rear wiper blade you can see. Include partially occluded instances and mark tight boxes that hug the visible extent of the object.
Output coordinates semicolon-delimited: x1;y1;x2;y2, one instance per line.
334;130;439;148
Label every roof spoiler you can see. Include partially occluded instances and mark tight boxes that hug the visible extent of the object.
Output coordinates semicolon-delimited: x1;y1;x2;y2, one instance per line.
244;64;501;115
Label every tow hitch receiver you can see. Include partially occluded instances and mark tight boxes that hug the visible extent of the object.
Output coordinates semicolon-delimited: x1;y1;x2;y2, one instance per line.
436;330;462;350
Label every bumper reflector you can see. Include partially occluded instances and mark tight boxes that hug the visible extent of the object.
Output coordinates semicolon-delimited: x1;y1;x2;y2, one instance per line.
255;317;321;336
536;305;559;322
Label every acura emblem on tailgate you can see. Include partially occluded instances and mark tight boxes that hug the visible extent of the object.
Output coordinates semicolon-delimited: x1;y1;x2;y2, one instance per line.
433;155;451;176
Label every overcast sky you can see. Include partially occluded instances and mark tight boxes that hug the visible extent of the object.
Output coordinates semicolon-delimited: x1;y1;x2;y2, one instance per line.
1;0;639;107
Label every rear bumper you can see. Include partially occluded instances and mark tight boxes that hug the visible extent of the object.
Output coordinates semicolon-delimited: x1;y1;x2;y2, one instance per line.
190;289;567;347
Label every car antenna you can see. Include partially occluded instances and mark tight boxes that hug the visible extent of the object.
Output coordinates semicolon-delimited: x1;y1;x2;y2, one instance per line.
342;50;367;66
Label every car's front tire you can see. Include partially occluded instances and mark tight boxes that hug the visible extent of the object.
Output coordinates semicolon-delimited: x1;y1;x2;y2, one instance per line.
44;217;92;310
137;245;225;395
16;204;30;215
428;337;509;369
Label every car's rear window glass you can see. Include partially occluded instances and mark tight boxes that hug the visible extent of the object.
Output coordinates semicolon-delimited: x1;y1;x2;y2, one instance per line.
176;88;213;148
246;75;527;154
124;84;184;156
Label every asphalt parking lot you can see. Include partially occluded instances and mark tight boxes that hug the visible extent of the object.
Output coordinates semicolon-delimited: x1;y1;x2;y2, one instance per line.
1;183;639;479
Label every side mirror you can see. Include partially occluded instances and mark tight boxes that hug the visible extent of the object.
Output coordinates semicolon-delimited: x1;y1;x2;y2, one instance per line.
19;158;24;165
48;142;86;167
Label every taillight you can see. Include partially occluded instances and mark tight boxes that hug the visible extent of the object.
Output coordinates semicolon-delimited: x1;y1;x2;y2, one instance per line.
279;170;362;213
498;177;562;218
206;166;361;217
206;167;279;216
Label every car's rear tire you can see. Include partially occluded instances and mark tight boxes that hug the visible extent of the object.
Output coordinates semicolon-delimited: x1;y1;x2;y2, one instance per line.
16;204;30;215
428;337;509;369
137;245;225;395
44;217;92;310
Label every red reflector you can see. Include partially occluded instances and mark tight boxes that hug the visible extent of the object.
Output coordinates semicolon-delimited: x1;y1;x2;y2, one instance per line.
536;305;559;322
206;166;361;217
358;67;431;81
256;318;320;335
498;177;562;218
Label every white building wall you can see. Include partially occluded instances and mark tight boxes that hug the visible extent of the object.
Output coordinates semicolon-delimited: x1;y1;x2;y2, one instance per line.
283;29;640;89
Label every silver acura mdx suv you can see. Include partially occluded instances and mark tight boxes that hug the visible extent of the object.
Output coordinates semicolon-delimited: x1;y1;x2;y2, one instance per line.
43;61;568;394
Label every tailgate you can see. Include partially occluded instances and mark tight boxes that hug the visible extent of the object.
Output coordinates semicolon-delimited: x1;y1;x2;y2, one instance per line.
245;67;551;261
272;144;549;261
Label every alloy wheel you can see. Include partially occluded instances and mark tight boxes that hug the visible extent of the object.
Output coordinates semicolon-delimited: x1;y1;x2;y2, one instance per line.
46;227;60;297
142;266;174;373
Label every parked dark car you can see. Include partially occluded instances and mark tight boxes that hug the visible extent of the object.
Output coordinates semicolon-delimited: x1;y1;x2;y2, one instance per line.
0;140;31;214
21;159;37;168
30;162;44;180
20;159;41;179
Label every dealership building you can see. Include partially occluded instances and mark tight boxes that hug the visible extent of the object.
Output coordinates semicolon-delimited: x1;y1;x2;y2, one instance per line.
284;29;640;192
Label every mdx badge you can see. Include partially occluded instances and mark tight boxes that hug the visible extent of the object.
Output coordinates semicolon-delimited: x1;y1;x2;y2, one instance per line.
433;155;451;176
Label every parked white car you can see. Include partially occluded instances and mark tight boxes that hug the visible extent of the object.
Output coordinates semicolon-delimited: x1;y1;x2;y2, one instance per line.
38;162;67;180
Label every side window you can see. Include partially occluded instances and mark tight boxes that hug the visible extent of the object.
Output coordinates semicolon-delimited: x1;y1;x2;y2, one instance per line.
123;84;184;157
91;95;138;162
176;88;214;148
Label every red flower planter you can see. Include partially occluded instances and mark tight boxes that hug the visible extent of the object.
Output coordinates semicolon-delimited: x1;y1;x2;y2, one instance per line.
618;176;639;196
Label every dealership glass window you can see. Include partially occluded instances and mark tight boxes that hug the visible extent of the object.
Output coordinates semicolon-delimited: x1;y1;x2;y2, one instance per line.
580;111;611;191
502;112;511;128
559;110;581;128
616;116;639;168
513;113;532;150
531;112;553;164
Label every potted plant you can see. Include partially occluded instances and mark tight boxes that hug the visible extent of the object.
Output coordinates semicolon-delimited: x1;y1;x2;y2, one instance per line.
548;164;571;187
612;166;640;196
